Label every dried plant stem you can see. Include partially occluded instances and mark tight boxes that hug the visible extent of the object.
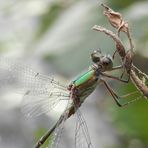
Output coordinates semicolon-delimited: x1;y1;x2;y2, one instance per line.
131;65;148;98
92;25;148;99
92;25;126;58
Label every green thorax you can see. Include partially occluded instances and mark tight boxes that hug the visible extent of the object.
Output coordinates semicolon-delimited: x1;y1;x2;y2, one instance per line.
74;69;96;87
73;68;100;103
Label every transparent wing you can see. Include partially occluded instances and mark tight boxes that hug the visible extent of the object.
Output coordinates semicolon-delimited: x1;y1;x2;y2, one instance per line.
75;109;93;148
22;91;70;118
49;113;66;148
0;57;67;93
49;101;93;148
0;57;70;117
47;99;93;148
49;99;72;148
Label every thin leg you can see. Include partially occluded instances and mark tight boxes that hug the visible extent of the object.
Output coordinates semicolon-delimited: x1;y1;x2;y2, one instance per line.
101;79;142;107
120;67;125;79
120;49;133;82
101;72;129;83
101;79;122;106
126;29;134;51
112;49;118;59
120;91;139;98
111;56;131;82
111;65;123;70
120;69;130;83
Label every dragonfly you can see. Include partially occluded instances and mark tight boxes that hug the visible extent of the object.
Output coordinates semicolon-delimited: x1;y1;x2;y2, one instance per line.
0;50;139;148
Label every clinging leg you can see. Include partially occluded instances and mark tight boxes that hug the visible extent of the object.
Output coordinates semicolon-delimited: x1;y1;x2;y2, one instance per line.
100;79;142;107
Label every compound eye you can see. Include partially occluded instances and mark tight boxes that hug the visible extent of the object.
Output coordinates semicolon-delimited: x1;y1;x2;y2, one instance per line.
91;49;102;63
102;57;113;70
103;59;110;65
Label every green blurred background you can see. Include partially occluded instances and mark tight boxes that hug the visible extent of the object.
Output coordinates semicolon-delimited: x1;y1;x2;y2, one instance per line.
0;0;148;148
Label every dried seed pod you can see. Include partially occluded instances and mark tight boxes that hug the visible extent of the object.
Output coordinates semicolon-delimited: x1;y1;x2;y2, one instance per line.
101;3;133;50
101;3;128;33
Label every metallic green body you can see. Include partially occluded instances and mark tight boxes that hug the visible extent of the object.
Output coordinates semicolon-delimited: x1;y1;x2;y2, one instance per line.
74;69;95;87
73;68;100;103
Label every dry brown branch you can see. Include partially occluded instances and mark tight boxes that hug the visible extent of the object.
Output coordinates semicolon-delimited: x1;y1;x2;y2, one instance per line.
93;5;148;99
92;25;126;59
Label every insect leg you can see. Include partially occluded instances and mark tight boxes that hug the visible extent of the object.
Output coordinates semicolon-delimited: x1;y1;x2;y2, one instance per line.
101;72;129;83
111;65;123;70
101;79;142;107
112;49;118;59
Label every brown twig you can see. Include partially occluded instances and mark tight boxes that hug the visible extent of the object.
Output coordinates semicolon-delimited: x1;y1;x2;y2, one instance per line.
92;25;126;59
92;25;148;99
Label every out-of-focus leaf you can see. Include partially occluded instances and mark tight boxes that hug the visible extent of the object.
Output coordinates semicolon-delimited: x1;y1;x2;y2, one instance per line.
33;1;104;76
109;0;146;9
133;54;148;73
35;3;64;40
109;80;148;143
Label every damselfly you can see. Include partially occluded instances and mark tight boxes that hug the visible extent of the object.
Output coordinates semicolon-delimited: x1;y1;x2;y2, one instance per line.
0;50;135;148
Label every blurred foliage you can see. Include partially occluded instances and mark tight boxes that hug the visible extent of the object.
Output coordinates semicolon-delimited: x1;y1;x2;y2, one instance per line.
109;0;146;9
97;1;148;147
109;81;148;146
134;54;148;73
35;2;65;40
